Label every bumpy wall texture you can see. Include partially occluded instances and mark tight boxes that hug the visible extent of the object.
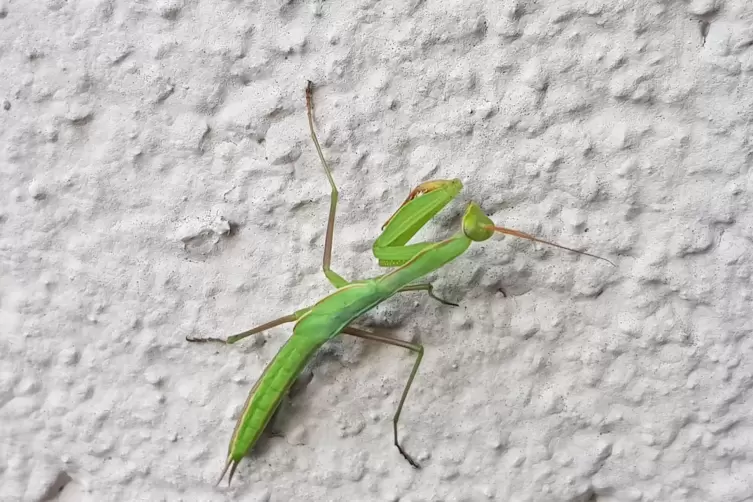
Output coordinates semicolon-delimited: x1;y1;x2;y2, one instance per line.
2;0;753;501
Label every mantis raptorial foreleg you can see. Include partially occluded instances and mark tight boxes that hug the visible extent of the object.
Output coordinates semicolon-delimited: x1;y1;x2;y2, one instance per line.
341;325;424;468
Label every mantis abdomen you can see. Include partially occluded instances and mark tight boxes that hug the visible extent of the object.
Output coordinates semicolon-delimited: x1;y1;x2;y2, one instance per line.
227;327;330;466
225;281;386;470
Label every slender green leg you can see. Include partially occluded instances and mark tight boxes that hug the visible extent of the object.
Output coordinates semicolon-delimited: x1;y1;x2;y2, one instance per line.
341;325;424;469
396;283;459;307
307;83;458;308
186;313;299;345
306;81;349;289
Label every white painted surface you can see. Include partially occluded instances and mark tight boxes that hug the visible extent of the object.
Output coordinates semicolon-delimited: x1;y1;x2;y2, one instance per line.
2;1;752;501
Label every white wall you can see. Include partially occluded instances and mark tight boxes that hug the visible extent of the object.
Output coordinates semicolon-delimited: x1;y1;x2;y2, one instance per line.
2;0;752;500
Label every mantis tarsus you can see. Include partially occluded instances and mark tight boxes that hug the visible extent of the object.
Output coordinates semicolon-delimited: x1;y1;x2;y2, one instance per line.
187;81;615;486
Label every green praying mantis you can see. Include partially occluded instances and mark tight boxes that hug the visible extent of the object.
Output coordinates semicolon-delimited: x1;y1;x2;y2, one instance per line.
187;81;615;486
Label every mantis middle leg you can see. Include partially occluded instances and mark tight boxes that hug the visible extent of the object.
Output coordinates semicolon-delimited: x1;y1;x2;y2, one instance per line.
395;283;458;307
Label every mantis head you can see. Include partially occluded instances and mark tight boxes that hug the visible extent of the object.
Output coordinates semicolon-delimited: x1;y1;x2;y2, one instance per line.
461;202;496;241
380;178;614;266
462;202;615;266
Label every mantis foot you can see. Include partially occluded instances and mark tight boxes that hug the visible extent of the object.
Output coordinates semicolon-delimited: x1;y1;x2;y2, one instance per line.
185;335;228;344
396;442;421;469
400;283;460;307
427;288;459;307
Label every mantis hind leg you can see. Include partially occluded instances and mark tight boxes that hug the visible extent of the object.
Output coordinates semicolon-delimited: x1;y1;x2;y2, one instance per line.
306;81;349;289
397;283;459;307
341;325;424;469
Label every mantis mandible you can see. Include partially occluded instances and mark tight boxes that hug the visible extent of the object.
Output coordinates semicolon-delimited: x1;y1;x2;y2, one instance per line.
187;81;615;486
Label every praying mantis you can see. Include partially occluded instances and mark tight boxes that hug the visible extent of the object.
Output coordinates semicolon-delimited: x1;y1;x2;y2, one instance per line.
187;81;615;486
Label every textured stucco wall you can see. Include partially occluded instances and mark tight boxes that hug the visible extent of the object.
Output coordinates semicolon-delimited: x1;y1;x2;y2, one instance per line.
2;0;753;501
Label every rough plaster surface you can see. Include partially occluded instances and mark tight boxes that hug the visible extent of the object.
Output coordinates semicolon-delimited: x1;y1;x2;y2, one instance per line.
2;0;753;501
